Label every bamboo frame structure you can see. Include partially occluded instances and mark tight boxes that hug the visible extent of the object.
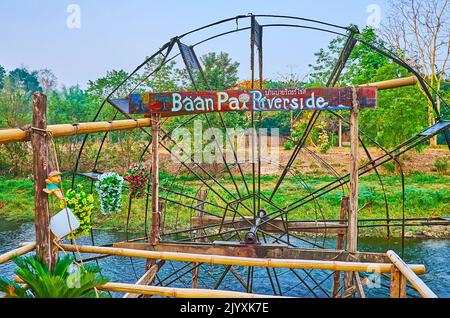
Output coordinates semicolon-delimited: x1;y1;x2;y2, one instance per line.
387;250;438;298
0;242;36;264
58;243;426;274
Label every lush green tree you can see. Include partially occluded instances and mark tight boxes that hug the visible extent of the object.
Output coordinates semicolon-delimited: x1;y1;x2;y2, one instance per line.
0;65;5;90
179;52;240;90
47;85;94;124
7;67;42;93
308;26;429;149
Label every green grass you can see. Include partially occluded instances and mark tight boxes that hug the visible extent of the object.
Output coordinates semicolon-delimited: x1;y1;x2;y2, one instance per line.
0;172;448;237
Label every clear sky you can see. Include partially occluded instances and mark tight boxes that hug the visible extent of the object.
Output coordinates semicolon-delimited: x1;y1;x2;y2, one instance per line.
0;0;389;89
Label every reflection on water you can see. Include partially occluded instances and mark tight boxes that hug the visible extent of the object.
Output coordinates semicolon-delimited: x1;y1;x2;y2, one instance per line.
0;219;448;298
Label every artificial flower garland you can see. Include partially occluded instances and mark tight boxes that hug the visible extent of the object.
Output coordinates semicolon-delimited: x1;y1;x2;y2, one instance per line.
124;162;150;199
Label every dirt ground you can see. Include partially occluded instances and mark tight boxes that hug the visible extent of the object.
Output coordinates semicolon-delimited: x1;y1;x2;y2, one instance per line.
158;145;450;176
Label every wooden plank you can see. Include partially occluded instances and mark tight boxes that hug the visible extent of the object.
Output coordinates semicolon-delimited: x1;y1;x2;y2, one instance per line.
123;260;165;298
60;244;426;274
387;250;437;298
191;216;346;234
114;241;390;263
32;93;57;269
127;86;377;116
0;242;36;264
100;282;281;298
354;273;366;298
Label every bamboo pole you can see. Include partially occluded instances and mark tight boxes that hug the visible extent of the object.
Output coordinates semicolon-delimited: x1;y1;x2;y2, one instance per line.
387;250;437;298
0;242;36;264
58;243;426;274
360;76;417;90
123;260;165;298
99;282;281;298
0;118;152;144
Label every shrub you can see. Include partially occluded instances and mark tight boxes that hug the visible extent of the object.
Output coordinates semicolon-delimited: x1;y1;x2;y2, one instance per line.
433;157;449;173
284;141;294;150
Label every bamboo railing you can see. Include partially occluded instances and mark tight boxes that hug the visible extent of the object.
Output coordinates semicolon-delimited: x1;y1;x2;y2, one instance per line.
0;242;36;264
59;243;426;274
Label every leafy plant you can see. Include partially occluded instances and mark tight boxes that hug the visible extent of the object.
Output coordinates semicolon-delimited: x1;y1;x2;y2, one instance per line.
61;184;94;239
284;141;294;150
0;255;109;298
124;162;150;199
95;172;123;214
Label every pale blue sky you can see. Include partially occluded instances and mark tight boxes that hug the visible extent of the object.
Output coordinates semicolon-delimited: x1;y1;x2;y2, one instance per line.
0;0;389;89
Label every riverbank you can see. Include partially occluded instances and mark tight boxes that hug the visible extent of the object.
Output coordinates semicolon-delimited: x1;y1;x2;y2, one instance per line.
0;171;448;238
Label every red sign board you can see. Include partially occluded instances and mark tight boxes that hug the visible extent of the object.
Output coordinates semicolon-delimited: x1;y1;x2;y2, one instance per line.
125;87;377;116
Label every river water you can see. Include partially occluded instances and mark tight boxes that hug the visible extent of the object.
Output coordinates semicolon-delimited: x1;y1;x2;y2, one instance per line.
0;219;448;298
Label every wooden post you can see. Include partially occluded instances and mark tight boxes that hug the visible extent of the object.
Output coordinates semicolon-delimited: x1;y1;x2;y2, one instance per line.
31;93;58;268
338;119;342;147
147;114;161;270
390;266;407;298
332;196;349;297
347;87;359;253
150;113;161;245
343;87;359;293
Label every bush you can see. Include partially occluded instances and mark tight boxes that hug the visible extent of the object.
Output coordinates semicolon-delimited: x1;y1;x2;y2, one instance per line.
433;157;449;173
284;141;294;150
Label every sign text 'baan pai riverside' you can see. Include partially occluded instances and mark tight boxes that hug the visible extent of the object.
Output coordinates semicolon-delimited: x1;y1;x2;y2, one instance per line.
111;87;377;116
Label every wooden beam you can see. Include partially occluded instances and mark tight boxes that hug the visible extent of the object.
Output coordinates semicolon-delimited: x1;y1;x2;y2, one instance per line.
123;260;165;298
0;118;152;144
387;250;437;298
0;242;36;264
99;282;280;298
191;216;346;234
59;243;426;274
114;241;390;263
32;93;57;268
390;266;407;298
